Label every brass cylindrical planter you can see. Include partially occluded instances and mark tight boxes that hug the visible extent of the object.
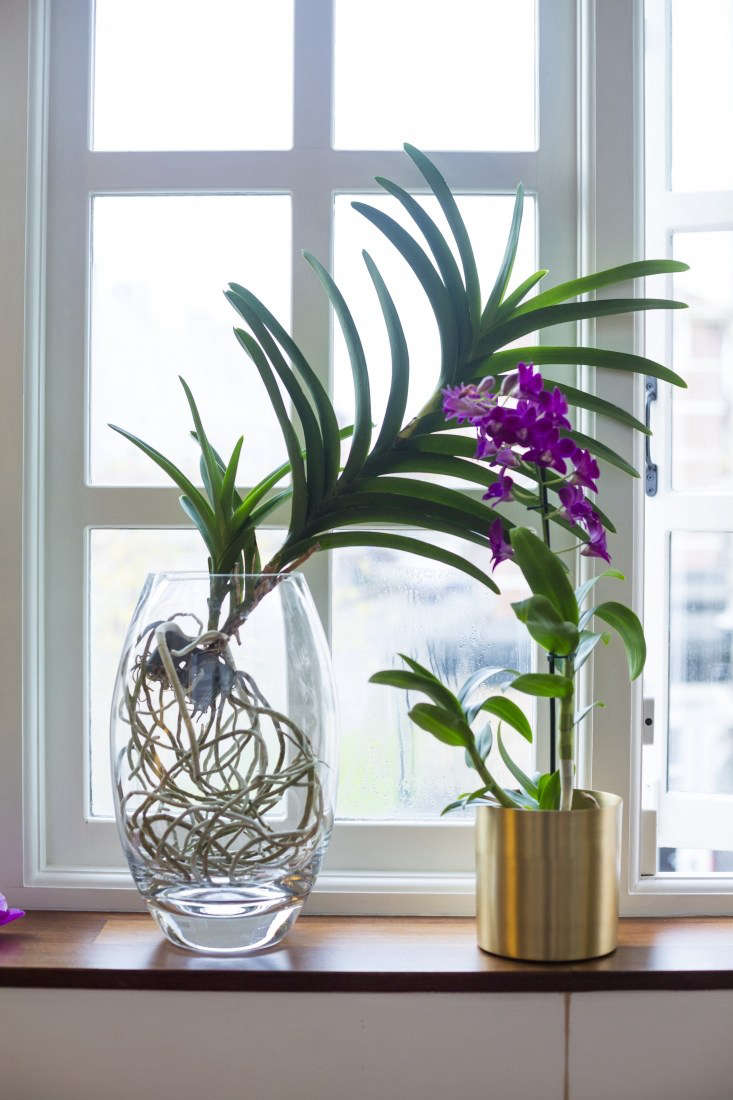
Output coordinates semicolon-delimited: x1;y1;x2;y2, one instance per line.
475;790;621;962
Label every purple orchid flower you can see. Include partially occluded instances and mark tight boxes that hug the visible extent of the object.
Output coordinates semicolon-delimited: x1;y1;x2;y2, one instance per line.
580;514;611;563
488;517;514;570
442;377;496;423
484;473;514;504
0;893;25;927
570;448;601;494
558;484;595;526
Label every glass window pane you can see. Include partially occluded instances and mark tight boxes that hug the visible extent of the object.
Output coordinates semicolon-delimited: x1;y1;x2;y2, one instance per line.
92;0;293;151
332;538;532;820
671;0;733;191
89;195;291;486
89;528;284;818
668;532;733;797
672;232;733;492
333;0;536;151
333;194;537;432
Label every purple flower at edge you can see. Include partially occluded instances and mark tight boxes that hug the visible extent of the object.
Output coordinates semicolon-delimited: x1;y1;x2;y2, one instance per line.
558;484;594;526
580;514;611;563
570;448;601;494
0;893;25;927
484;473;514;504
488;517;513;570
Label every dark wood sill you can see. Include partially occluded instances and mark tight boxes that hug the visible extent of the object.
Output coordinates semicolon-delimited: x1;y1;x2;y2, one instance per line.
4;913;733;992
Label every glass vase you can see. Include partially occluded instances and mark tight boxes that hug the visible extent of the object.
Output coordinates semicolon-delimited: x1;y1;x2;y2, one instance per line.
110;571;337;955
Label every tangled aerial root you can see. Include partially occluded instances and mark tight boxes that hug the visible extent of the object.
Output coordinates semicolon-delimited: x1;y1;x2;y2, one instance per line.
116;617;324;883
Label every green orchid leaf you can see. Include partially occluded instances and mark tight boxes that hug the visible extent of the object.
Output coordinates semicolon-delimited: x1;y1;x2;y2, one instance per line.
368;668;463;717
492;270;548;324
279;531;500;592
304;253;372;484
234;328;307;535
497;725;539;800
361;252;411;458
109;425;217;540
351;201;458;382
537;770;561;810
458;666;520;707
227;284;343;493
374;179;472;354
574;700;605;727
179;495;219;561
512;259;689;316
478;695;533;742
408;702;472;747
481;183;524;332
219;437;244;518
478;298;687;357
510;673;573;699
574;569;625;609
404;142;481;330
465;723;493;772
475;345;686;389
511;594;580;658
178;377;223;514
573;630;610;672
591;600;647;680
509;527;579;625
441;786;492;816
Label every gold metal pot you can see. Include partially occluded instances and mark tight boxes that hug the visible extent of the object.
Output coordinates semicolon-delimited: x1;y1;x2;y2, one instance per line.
475;790;621;962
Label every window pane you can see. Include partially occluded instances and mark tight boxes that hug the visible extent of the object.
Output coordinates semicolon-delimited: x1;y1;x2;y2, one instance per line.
89;528;284;817
92;0;293;150
89;195;291;486
667;532;733;798
332;539;532;820
333;0;536;150
672;0;733;191
333;194;537;430
672;232;733;492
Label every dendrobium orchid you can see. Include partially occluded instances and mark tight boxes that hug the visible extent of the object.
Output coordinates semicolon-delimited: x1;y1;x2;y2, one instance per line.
0;893;24;927
442;362;610;567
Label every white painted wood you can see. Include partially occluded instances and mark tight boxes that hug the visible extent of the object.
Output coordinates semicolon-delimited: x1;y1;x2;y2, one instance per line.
0;989;565;1100
570;991;733;1100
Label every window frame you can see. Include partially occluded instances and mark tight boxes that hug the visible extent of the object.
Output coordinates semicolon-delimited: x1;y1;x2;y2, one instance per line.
0;0;636;914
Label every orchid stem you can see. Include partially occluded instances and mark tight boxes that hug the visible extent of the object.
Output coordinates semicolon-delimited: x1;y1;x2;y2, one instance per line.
538;466;557;776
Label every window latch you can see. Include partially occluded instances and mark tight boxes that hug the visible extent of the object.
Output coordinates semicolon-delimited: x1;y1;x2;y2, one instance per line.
644;377;658;496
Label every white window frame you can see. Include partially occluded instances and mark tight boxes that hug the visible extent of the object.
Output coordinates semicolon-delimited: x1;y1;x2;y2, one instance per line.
5;0;684;916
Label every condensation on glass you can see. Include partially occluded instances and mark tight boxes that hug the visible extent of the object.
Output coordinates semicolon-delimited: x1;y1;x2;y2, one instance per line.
672;232;733;492
89;195;291;486
331;537;533;820
671;0;733;192
333;0;537;150
92;0;294;150
332;194;538;432
89;528;283;817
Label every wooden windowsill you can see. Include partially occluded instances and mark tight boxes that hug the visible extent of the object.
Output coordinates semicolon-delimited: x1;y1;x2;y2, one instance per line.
3;913;733;992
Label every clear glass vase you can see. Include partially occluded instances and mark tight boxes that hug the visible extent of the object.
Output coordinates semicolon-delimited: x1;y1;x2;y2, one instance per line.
110;571;337;955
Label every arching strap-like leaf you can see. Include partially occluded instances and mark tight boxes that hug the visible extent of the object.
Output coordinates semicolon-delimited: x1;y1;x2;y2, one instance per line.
179;495;218;561
361;253;410;458
563;428;639;478
354;475;503;526
305;494;500;550
497;726;539;800
404;143;481;331
225;292;325;510
573;630;610;672
574;700;605;727
457;666;520;707
220;437;243;519
479;299;687;356
279;530;499;592
493;270;548;325
480;183;524;332
109;424;216;540
234;328;307;535
304;253;372;484
178;377;223;511
374;177;471;354
512;259;689;316
351;201;458;382
473;344;687;388
591;601;647;680
227;284;343;493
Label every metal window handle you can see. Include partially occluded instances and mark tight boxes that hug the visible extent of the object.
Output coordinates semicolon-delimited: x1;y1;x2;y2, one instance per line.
645;376;658;496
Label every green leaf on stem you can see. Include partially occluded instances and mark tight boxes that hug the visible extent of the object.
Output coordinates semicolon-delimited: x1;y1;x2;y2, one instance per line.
497;725;539;800
574;569;625;609
511;594;579;658
369;668;464;717
457;666;520;707
510;673;573;699
477;695;534;742
509;527;579;625
407;702;472;747
537;770;561;810
591;601;647;680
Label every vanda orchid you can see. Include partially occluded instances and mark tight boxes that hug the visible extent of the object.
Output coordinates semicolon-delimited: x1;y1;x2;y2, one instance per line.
371;361;651;814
